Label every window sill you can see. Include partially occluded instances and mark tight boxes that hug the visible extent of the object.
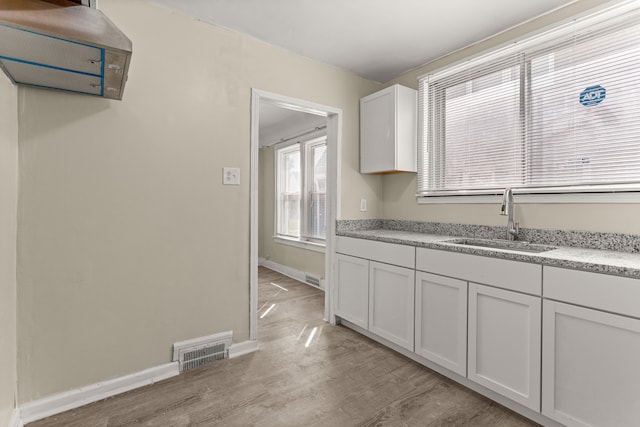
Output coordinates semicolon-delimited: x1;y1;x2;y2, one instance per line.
274;236;326;253
417;192;640;204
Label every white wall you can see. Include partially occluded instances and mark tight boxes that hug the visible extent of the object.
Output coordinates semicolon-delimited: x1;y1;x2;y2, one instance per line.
16;0;379;403
379;0;640;234
259;145;325;278
0;74;18;424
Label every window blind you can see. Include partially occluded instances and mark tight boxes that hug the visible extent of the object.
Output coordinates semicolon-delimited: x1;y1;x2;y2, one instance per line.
418;1;640;197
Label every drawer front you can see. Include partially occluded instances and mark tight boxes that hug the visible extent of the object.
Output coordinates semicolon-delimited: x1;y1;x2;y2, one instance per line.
416;248;541;295
336;236;415;268
544;267;640;318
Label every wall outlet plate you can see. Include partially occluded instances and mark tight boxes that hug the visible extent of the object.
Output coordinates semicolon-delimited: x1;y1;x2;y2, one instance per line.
223;167;240;185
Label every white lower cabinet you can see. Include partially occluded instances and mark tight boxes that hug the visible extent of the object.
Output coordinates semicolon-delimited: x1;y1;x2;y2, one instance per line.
335;237;416;346
415;272;467;376
542;300;640;427
335;237;640;426
468;283;541;411
335;253;369;329
369;261;415;351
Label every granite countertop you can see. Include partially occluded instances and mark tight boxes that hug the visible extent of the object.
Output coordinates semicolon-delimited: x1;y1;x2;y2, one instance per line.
337;228;640;279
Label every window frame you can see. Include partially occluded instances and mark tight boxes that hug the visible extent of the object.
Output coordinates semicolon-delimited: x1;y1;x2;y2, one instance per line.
275;142;301;239
274;135;327;248
417;1;640;202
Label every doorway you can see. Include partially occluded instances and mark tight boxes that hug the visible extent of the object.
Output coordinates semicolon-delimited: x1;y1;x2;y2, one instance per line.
250;89;342;341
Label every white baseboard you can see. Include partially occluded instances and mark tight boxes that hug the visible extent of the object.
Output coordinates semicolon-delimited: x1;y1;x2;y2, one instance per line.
259;258;325;290
9;408;23;427
17;339;258;425
19;362;179;424
229;340;258;358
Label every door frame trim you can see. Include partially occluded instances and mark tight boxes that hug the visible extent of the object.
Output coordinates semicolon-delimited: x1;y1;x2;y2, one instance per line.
250;88;342;339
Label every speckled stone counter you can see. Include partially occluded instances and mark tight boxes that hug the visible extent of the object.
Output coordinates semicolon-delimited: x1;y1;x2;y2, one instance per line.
336;220;640;279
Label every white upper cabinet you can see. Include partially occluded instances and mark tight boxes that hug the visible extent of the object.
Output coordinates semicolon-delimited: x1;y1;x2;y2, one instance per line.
360;84;417;174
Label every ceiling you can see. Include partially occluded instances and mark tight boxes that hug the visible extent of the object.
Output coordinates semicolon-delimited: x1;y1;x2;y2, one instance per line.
150;0;576;83
258;102;326;147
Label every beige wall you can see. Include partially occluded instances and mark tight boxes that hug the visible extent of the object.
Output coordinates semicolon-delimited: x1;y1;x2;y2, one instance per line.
16;0;378;403
377;0;640;234
259;146;325;278
0;75;18;424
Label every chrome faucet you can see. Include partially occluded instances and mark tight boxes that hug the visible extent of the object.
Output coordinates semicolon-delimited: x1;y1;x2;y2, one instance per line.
500;187;519;241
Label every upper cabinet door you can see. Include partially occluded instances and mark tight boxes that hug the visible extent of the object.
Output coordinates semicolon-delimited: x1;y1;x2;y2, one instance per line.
360;84;417;174
468;283;541;411
542;300;640;427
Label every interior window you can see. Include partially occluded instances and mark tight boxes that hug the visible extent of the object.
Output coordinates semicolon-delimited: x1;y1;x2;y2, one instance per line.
275;136;327;243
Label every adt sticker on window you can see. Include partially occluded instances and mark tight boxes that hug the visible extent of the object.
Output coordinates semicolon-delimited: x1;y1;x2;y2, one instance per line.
579;85;606;106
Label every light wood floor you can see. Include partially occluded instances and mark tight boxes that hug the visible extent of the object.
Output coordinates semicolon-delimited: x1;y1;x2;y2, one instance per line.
28;267;538;426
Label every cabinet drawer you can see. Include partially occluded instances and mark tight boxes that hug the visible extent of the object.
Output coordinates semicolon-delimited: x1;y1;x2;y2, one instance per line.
336;236;415;268
416;248;541;295
544;267;640;318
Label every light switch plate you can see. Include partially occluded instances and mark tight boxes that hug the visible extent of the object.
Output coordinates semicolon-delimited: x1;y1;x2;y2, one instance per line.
223;167;240;185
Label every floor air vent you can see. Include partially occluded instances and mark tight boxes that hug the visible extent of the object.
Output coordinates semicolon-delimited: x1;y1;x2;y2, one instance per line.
305;274;321;287
172;331;232;373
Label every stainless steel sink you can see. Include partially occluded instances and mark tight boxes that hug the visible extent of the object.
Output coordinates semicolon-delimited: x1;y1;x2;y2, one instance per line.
445;238;556;253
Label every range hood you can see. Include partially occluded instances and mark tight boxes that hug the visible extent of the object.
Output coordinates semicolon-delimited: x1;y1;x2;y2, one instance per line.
0;0;132;100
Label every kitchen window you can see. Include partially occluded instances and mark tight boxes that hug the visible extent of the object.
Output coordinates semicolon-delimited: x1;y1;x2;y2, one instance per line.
417;2;640;200
275;136;327;247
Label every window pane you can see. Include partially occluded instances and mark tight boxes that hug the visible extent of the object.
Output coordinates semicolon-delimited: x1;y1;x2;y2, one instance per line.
529;23;640;186
278;148;300;238
438;65;522;190
309;144;326;239
419;5;640;197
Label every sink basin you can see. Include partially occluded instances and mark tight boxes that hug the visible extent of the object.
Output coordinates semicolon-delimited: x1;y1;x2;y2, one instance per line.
445;238;556;254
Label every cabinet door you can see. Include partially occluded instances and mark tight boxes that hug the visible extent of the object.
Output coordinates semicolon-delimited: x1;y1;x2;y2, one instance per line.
415;272;467;376
468;283;541;411
360;87;396;173
360;85;417;174
369;261;415;351
542;300;640;427
335;254;369;329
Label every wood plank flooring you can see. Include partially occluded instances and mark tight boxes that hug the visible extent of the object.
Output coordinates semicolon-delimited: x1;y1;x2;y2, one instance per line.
28;267;538;426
